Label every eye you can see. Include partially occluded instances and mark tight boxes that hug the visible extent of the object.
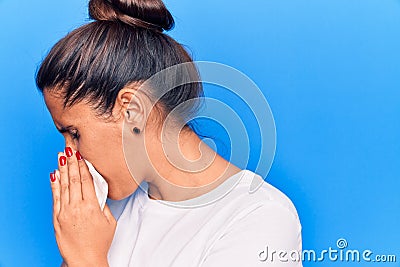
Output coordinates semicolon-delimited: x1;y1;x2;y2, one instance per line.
69;130;80;140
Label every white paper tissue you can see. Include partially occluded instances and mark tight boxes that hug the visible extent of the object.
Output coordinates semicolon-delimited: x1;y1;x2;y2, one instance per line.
85;159;108;210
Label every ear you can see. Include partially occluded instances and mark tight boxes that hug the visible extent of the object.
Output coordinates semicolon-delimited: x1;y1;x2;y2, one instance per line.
116;88;146;127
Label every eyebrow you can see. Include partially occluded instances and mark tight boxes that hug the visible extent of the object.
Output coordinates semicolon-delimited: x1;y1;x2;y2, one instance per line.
56;125;74;134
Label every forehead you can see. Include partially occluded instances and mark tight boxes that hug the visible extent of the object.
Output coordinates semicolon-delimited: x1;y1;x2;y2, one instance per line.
43;90;63;110
43;90;86;127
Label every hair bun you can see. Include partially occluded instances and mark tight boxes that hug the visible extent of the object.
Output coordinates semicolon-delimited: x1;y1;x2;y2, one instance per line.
89;0;174;32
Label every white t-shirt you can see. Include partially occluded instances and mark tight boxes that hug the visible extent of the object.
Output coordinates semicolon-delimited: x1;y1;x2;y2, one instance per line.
106;169;303;267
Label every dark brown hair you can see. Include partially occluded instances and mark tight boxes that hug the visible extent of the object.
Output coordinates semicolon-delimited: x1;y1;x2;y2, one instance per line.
36;0;203;131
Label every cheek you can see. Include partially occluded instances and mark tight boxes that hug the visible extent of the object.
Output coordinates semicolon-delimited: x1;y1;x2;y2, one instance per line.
76;131;104;163
81;128;124;173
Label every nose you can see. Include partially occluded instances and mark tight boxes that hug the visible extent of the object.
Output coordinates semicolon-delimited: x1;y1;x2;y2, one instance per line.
64;137;77;152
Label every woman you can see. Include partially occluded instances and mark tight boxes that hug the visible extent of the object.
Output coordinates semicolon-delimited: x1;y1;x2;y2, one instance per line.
36;0;303;266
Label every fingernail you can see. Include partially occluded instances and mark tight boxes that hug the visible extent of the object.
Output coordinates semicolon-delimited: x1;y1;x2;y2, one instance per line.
76;151;83;161
59;156;67;166
50;172;56;182
65;147;73;157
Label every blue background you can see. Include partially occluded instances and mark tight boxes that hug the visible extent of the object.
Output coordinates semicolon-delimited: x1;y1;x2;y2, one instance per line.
0;0;399;266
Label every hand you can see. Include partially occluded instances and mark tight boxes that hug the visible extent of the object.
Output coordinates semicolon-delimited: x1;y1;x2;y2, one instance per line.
49;147;116;267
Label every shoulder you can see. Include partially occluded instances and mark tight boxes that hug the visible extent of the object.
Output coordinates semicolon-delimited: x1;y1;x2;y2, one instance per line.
199;170;303;266
227;169;302;237
224;170;301;226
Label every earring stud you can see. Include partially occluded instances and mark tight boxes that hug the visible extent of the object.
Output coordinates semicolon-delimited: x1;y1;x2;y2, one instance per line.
133;127;141;134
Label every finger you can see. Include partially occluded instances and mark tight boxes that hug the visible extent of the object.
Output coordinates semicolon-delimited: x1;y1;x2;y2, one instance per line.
65;146;82;205
76;151;97;202
50;170;61;219
103;203;116;224
58;152;69;206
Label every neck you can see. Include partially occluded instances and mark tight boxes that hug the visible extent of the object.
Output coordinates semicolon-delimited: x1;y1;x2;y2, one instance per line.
144;127;241;202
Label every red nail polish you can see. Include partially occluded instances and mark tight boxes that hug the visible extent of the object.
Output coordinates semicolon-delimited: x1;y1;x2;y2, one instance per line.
59;156;67;166
76;151;83;161
50;172;56;182
65;147;73;157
